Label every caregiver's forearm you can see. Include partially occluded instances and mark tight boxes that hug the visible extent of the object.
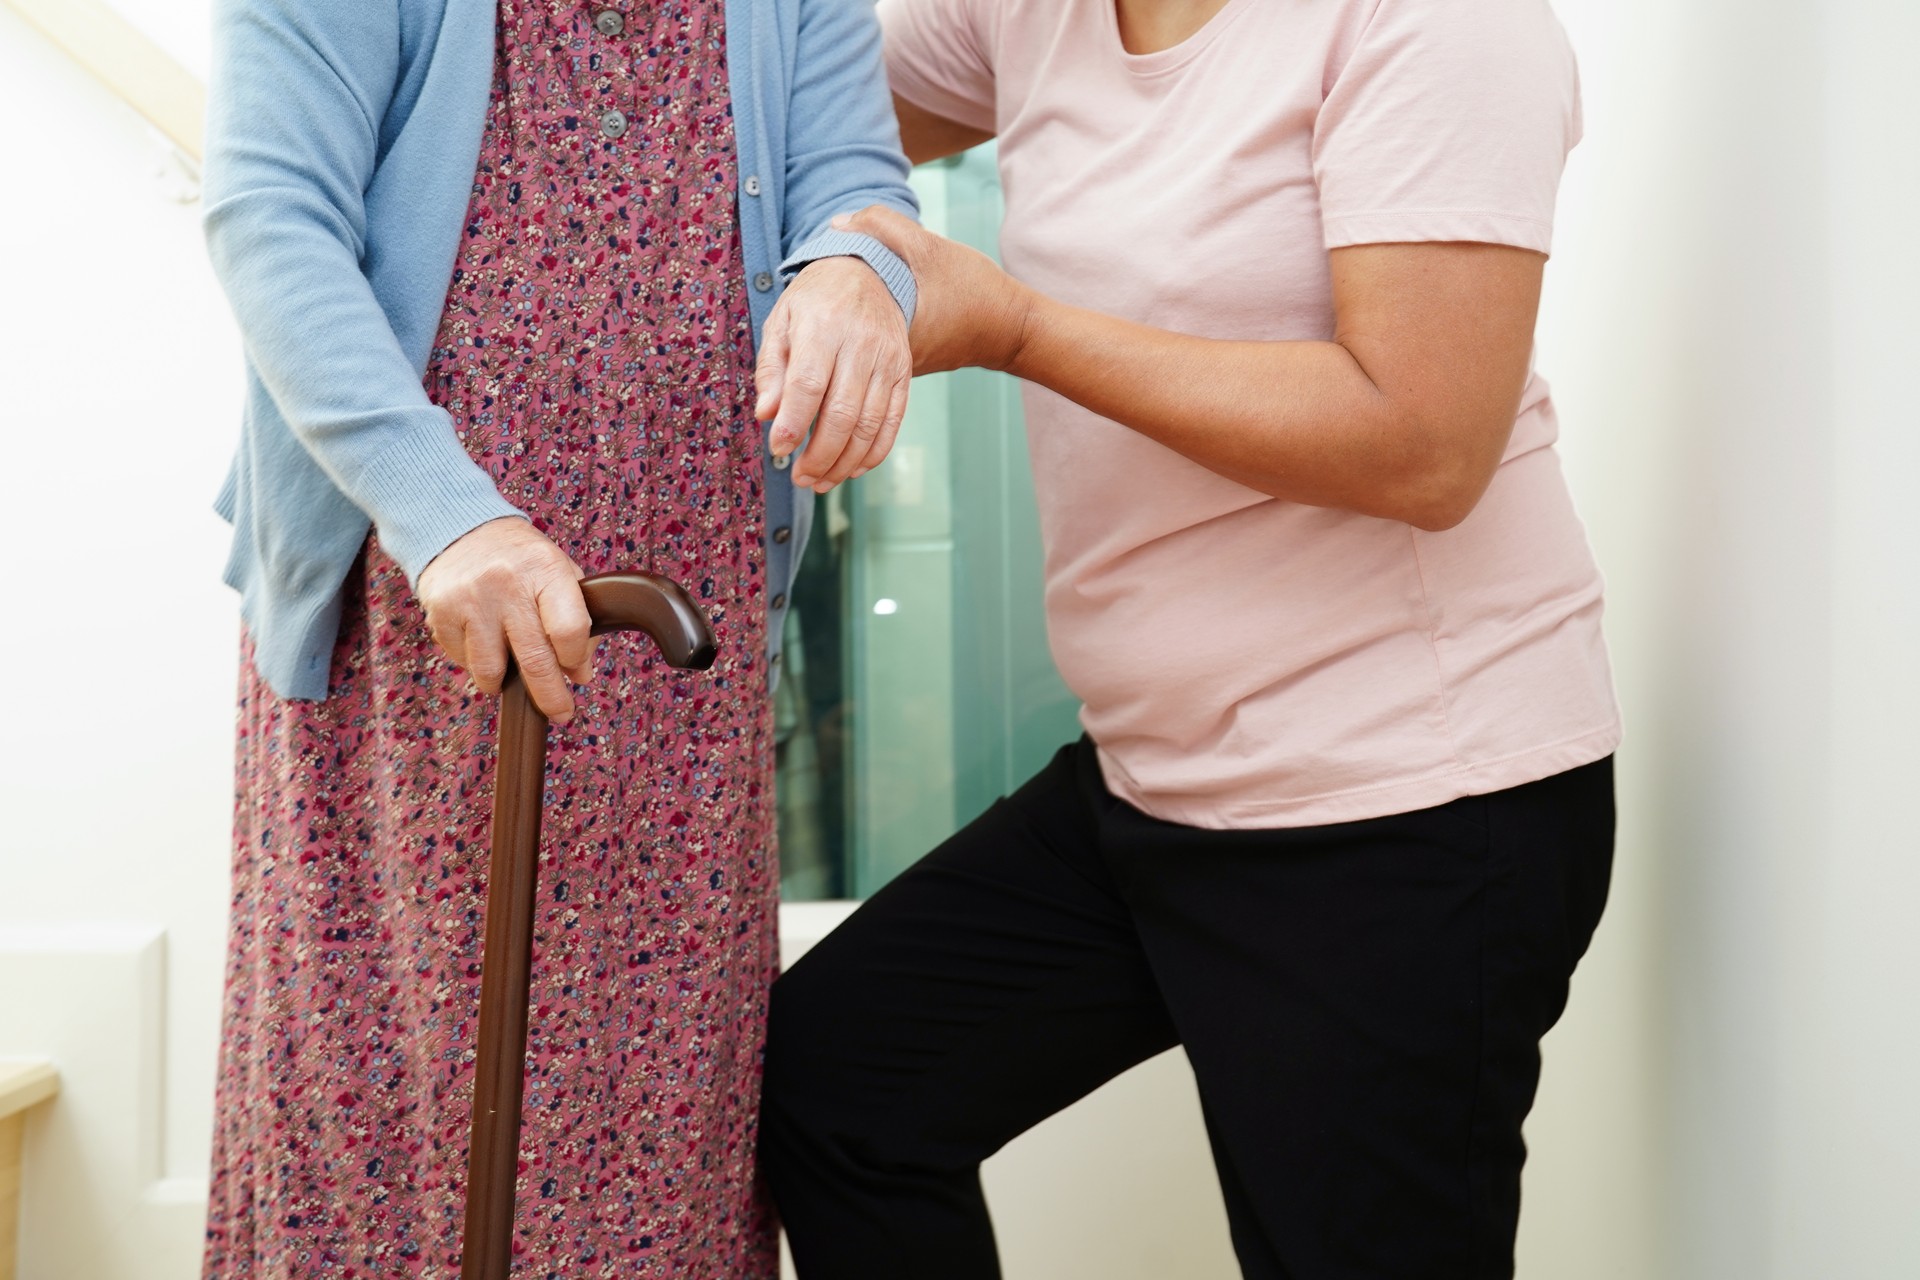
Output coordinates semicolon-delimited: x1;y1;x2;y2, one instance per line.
892;93;993;165
1001;294;1513;532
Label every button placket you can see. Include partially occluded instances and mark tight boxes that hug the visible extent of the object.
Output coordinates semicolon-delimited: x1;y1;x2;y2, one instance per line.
590;9;628;142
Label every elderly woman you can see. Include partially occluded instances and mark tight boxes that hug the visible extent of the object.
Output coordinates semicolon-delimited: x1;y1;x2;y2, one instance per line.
759;0;1621;1277
198;0;915;1272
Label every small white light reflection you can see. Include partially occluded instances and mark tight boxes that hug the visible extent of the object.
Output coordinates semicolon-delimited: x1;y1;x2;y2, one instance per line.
872;598;899;616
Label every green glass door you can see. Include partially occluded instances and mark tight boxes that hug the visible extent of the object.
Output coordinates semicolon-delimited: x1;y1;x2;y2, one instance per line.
774;147;1081;900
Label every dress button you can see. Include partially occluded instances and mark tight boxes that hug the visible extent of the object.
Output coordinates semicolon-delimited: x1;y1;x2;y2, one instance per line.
592;8;624;36
743;174;762;196
773;526;792;544
771;451;791;470
600;109;628;139
753;271;775;292
771;593;787;611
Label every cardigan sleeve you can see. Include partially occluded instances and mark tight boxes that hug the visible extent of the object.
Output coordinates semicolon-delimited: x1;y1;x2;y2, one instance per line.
202;0;522;584
775;0;923;321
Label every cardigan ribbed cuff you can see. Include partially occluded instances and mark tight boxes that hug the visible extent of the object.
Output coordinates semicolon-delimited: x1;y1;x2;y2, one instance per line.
350;418;526;585
781;229;917;324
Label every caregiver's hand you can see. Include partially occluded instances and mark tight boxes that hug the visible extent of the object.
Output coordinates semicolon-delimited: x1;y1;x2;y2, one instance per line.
827;206;1036;378
836;204;1545;531
417;516;592;723
755;256;911;494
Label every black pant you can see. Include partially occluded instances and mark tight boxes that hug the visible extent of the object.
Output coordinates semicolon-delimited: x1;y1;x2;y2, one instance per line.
760;740;1615;1279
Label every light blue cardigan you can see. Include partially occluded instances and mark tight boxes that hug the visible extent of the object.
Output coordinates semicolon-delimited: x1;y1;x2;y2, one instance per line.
205;0;919;700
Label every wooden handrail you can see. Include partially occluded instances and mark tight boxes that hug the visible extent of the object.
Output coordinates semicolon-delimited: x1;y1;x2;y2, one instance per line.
0;1060;59;1280
0;1063;55;1123
5;0;205;161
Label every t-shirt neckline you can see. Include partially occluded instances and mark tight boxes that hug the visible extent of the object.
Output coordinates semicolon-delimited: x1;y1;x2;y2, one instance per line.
1102;0;1257;78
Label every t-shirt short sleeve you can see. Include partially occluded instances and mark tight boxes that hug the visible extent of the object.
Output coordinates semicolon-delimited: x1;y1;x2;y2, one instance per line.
1313;0;1582;255
878;0;1000;135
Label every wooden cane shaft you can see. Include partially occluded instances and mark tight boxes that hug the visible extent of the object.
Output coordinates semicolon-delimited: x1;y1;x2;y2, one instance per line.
456;571;716;1279
460;672;549;1280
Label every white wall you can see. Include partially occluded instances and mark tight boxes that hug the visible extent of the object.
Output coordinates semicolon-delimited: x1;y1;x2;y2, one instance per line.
1785;0;1920;1271
3;0;1917;1276
1534;1;1920;1276
0;0;240;1194
1521;0;1834;1273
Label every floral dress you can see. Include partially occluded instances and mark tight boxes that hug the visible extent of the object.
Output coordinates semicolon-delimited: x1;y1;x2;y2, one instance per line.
203;0;778;1274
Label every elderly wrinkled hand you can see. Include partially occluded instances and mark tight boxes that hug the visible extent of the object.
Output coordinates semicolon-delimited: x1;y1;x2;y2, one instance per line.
827;205;1037;379
755;256;912;494
417;516;592;723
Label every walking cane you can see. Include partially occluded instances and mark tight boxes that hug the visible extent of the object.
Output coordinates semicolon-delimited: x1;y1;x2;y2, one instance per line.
459;571;718;1280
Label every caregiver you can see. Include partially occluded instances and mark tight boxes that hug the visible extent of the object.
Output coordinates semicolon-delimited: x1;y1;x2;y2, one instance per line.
198;0;917;1273
759;0;1622;1277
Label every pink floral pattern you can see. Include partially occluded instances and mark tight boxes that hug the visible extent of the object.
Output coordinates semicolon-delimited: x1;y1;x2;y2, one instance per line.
204;0;777;1275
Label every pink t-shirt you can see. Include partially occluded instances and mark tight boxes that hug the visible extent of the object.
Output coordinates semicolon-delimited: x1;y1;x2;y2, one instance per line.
881;0;1621;828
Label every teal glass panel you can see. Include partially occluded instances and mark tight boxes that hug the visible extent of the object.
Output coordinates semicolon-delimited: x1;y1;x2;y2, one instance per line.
774;148;1081;900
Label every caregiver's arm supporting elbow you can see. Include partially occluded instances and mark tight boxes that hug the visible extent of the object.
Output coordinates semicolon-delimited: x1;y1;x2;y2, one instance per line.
893;93;993;165
1003;242;1546;531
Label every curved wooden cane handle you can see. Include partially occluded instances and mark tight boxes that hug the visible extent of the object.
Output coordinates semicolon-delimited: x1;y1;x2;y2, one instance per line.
578;571;719;666
461;571;718;1280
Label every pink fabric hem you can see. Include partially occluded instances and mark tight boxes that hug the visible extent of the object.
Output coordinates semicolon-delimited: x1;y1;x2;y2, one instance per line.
1322;209;1557;255
1098;720;1623;831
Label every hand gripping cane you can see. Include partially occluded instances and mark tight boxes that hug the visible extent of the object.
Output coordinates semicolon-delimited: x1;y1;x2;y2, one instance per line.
459;572;718;1280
